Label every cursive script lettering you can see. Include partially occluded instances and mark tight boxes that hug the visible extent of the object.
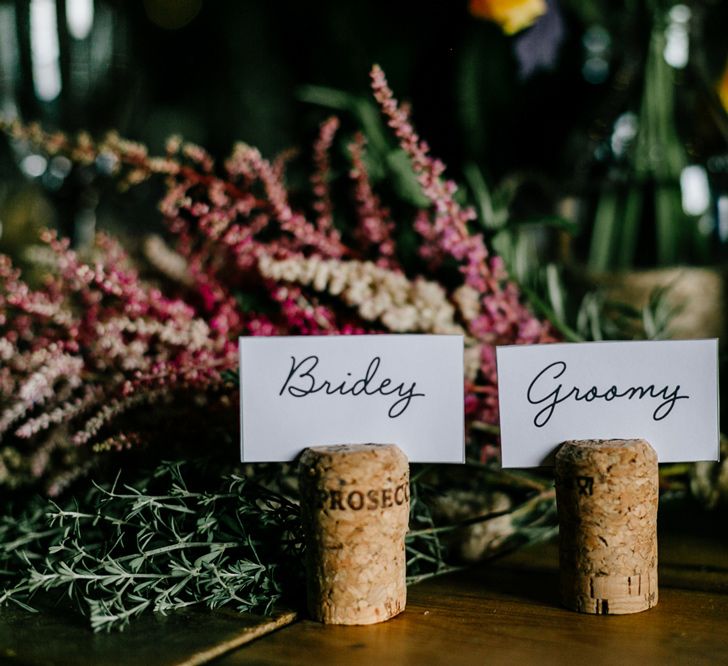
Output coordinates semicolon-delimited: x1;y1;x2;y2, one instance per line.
279;355;425;418
526;361;689;428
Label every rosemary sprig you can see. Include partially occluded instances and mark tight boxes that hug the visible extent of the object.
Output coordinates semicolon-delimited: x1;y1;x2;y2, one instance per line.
0;461;304;632
0;460;559;633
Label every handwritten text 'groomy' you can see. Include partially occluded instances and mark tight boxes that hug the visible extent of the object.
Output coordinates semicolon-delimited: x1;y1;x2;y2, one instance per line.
526;361;689;428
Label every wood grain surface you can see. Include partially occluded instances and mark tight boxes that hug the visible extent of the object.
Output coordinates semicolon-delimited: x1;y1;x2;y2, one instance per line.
0;605;295;666
221;514;728;666
0;499;725;665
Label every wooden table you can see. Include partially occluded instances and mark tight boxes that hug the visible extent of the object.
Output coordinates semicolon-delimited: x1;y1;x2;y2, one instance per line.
223;503;728;666
2;501;726;665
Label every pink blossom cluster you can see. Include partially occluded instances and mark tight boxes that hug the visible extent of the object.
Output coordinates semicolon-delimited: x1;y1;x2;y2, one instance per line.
369;66;555;428
0;66;557;488
348;132;398;267
0;232;236;493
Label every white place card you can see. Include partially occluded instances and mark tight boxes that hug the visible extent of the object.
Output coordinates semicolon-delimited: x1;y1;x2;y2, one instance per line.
496;339;719;468
240;335;464;462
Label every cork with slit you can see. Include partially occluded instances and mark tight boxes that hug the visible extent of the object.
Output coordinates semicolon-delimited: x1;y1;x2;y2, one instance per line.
299;443;409;625
555;438;659;615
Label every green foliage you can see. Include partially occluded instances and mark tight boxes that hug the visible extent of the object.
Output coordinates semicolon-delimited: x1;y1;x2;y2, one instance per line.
0;462;303;632
464;162;576;286
0;460;558;633
298;84;430;208
586;4;706;271
523;263;676;342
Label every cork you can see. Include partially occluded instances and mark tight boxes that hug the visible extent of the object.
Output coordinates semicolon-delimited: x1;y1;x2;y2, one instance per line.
298;443;409;625
555;439;658;615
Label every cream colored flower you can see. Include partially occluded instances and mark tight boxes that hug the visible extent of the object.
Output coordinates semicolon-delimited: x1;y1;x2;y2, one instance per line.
452;284;482;323
258;255;465;335
463;343;483;382
143;235;192;286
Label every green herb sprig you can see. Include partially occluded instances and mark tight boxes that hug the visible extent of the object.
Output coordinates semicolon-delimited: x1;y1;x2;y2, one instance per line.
0;461;303;632
0;460;558;633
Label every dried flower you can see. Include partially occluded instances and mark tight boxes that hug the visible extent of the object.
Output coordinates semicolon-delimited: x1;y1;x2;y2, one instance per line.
0;65;557;490
0;230;236;493
348;133;398;266
258;255;463;334
311;116;340;234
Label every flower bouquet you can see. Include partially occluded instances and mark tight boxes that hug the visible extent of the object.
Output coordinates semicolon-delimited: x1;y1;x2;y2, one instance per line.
0;66;568;631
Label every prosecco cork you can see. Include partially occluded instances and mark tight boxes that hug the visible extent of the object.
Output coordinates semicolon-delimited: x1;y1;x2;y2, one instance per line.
299;443;410;625
555;439;659;615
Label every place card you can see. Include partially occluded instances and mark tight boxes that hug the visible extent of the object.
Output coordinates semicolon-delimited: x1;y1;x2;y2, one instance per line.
496;339;719;468
239;335;464;462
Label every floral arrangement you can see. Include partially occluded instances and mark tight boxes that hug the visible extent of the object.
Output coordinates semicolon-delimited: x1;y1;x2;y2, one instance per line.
0;65;565;631
0;65;554;495
1;62;722;633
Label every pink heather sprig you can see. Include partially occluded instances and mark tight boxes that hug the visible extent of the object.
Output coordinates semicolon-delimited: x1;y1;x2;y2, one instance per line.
0;232;239;493
268;284;367;336
0;65;559;482
0;255;72;345
348;132;398;268
224;142;345;257
272;147;299;182
368;64;555;436
154;136;351;338
369;66;552;338
370;64;491;293
15;386;101;440
71;390;166;447
0;347;83;436
311;116;340;234
41;230;193;325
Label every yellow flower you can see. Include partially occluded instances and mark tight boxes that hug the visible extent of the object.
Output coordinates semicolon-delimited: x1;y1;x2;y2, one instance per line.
718;59;728;113
469;0;547;35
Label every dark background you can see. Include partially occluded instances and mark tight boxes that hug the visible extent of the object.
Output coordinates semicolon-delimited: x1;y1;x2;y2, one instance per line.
0;0;727;261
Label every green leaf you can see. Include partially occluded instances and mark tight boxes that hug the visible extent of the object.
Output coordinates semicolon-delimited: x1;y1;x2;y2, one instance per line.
384;149;429;207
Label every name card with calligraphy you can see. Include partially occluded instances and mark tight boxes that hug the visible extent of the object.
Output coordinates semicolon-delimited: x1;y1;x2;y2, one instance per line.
239;334;464;463
496;339;719;468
